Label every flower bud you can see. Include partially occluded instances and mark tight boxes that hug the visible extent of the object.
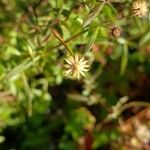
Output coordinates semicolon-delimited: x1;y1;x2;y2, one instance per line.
111;27;121;37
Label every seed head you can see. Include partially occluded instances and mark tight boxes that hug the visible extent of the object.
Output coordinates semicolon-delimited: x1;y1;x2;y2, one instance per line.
132;0;148;17
111;27;121;37
64;54;90;80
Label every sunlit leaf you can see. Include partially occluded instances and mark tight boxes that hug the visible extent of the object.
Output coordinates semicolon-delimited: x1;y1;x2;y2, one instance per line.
82;3;104;28
3;56;40;81
139;32;150;47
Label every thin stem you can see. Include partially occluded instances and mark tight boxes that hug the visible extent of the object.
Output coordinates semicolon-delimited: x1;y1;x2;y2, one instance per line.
120;101;150;114
91;65;103;83
51;29;74;56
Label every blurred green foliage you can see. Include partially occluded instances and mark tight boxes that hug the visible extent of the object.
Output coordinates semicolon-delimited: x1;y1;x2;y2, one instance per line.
0;0;150;149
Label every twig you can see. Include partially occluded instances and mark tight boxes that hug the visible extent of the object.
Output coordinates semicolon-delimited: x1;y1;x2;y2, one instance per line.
95;101;150;131
51;29;74;56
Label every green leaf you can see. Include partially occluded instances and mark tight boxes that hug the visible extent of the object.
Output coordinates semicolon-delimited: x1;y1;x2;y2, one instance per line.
139;32;150;47
82;3;104;28
3;56;40;81
22;73;32;116
65;107;95;139
59;141;76;150
120;44;128;75
0;136;5;143
86;27;99;52
56;0;63;9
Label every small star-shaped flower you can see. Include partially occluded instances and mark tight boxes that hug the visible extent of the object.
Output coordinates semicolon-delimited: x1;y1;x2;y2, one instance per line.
132;0;148;17
64;54;90;80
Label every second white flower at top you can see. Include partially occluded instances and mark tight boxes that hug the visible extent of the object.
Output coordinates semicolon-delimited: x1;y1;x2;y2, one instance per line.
132;0;148;17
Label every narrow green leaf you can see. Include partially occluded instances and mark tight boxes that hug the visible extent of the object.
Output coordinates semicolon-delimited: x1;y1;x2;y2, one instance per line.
22;73;32;117
82;3;104;28
86;27;99;52
139;32;150;47
56;0;63;9
3;56;40;80
120;44;128;75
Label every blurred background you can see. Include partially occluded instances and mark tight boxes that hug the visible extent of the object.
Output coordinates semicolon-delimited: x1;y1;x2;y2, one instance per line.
0;0;150;149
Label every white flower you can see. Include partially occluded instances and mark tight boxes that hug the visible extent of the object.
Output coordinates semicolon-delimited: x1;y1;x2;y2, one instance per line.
64;54;90;80
132;0;148;17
